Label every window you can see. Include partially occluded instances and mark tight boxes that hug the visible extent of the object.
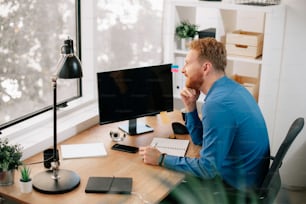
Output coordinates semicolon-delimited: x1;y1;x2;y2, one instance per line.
95;0;164;71
0;0;81;130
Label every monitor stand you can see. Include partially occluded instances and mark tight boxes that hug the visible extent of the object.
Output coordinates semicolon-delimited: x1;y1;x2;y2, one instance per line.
119;119;153;135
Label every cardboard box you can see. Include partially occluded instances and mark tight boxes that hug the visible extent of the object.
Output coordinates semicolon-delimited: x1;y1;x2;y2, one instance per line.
232;74;259;102
226;30;264;58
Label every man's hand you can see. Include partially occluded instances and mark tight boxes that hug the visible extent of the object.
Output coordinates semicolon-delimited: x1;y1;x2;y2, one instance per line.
139;146;161;166
180;87;200;112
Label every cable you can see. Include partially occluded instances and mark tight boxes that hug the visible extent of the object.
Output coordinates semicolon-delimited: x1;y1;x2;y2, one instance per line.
23;156;54;166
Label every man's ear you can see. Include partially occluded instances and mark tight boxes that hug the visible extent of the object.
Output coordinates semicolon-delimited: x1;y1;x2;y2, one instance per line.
202;61;212;74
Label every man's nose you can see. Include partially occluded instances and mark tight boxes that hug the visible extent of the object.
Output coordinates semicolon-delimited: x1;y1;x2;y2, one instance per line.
181;66;186;74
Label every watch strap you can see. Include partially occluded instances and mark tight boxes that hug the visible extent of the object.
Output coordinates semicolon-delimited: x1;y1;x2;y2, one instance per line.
158;153;166;166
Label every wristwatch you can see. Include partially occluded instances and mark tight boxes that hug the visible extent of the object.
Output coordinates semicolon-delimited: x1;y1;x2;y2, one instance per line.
158;153;166;166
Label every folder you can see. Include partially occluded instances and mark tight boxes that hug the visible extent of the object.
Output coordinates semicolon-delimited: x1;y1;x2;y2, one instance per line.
85;177;132;194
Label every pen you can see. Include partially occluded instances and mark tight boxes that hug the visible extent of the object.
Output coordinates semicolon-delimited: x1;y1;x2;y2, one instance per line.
151;142;158;148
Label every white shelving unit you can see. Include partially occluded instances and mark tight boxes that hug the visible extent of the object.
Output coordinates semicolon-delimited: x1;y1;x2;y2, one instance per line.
163;0;286;139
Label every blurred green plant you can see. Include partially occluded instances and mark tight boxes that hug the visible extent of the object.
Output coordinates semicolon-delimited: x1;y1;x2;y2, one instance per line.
175;20;198;39
0;138;23;171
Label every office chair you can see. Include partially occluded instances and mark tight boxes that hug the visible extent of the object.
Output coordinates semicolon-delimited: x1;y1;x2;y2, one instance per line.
223;117;305;204
256;117;304;204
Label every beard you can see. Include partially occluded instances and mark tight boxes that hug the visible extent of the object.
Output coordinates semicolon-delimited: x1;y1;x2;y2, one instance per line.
185;73;203;90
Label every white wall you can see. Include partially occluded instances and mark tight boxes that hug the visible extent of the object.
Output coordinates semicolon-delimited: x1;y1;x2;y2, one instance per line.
273;0;306;188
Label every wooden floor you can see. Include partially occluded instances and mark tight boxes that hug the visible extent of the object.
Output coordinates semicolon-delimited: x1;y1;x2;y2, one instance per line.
275;187;306;204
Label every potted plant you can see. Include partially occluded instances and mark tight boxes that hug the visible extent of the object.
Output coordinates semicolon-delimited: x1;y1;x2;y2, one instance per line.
175;20;198;50
19;165;32;193
0;138;23;186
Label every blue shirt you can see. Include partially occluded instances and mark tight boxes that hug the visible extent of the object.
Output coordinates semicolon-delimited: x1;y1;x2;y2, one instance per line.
163;76;270;190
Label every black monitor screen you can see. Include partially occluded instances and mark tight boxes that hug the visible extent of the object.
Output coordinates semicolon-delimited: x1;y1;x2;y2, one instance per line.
97;64;173;135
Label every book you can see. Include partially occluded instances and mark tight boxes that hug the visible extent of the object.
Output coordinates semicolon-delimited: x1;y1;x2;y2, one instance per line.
150;137;189;157
85;177;133;194
60;143;107;159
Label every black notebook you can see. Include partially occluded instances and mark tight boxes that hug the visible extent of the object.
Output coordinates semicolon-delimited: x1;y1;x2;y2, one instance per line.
85;177;132;194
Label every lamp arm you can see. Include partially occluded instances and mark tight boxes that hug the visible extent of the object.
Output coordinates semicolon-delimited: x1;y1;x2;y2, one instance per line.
51;52;67;165
51;76;60;179
50;51;71;180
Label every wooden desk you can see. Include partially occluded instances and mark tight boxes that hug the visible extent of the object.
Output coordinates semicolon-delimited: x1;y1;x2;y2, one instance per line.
0;110;200;204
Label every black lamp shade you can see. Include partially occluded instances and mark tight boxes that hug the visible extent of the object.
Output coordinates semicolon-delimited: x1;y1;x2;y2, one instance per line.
58;56;83;79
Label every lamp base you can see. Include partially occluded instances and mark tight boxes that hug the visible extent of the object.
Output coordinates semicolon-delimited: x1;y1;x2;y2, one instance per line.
32;169;80;194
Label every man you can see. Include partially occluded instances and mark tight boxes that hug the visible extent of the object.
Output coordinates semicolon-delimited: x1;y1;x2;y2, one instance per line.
139;38;270;200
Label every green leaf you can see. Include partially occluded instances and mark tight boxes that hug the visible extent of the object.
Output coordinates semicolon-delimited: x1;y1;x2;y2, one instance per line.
175;20;199;38
20;165;31;182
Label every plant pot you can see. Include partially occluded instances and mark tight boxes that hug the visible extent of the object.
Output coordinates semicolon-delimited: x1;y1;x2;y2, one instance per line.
0;170;15;186
180;37;193;50
20;179;32;193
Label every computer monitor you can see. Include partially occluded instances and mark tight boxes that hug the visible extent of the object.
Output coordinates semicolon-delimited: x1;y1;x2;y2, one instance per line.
97;64;173;135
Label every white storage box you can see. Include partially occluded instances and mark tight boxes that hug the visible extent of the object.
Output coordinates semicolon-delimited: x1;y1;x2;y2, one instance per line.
226;30;264;58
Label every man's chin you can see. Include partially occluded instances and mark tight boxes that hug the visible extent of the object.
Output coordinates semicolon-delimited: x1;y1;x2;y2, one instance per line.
185;81;201;90
185;81;194;89
185;82;191;89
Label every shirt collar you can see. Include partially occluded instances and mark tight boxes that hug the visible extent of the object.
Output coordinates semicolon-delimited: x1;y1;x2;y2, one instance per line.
204;76;228;102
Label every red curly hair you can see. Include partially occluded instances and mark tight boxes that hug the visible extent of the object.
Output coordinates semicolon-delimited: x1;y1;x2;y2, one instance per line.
189;38;227;73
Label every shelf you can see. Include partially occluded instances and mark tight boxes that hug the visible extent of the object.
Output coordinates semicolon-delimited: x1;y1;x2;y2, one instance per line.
174;49;188;55
171;0;283;12
227;55;262;64
174;49;263;64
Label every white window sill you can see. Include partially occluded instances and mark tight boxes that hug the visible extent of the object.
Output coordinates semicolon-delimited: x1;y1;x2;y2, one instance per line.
2;97;99;160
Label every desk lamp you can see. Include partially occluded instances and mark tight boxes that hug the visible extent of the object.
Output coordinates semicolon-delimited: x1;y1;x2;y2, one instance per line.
32;37;82;194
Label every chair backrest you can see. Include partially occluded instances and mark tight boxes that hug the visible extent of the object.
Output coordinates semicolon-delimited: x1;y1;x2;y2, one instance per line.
258;117;304;204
